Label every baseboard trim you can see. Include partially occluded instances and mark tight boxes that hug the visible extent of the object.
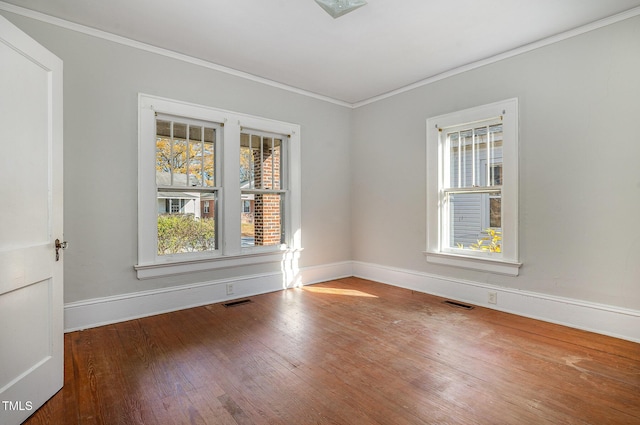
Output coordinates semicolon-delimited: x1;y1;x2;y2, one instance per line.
64;261;353;332
65;260;639;343
352;261;640;343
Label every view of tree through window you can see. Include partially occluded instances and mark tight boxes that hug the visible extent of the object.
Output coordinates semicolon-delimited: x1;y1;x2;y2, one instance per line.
155;118;218;255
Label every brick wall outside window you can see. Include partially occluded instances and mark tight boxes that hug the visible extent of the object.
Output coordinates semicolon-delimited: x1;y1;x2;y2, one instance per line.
252;145;282;245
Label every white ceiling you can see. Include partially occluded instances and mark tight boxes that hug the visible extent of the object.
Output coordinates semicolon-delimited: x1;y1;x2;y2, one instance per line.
3;0;640;105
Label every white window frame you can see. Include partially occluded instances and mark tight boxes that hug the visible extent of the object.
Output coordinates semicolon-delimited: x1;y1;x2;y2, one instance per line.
425;98;521;276
135;94;302;279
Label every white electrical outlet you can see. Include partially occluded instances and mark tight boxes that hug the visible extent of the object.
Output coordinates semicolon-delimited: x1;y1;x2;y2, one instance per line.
226;283;234;295
488;291;497;304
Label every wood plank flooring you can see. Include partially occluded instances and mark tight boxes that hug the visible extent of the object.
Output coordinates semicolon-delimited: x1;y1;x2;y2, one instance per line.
24;277;640;424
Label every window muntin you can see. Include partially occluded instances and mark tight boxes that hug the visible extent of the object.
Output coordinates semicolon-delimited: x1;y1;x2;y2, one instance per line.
155;115;219;256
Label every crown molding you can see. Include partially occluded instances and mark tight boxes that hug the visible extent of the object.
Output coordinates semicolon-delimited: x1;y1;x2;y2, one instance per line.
1;2;639;109
0;1;353;108
353;5;640;108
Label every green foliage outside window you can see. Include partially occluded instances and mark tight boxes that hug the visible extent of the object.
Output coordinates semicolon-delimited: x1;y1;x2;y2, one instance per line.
157;214;216;255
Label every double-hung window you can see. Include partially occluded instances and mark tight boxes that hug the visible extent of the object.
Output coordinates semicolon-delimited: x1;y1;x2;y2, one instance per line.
425;98;521;275
136;94;301;279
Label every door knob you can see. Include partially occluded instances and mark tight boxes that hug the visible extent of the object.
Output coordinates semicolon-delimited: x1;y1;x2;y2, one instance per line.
55;238;68;261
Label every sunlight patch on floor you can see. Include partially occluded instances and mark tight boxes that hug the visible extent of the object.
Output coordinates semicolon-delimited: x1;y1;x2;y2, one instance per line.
303;286;378;298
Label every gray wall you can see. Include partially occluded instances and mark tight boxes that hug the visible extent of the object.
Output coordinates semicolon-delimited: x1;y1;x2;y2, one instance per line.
352;15;640;310
3;11;639;312
2;11;353;303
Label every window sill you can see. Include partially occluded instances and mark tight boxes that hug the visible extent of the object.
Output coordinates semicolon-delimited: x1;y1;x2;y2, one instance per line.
135;248;302;280
423;251;521;276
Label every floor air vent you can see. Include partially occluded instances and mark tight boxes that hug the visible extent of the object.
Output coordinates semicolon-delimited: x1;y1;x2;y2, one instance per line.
223;299;252;308
443;300;474;310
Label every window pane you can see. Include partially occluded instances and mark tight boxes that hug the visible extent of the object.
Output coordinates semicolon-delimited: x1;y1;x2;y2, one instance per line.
157;119;216;188
173;122;187;139
157;191;217;255
241;193;284;248
490;196;501;228
172;123;188;186
474;127;487;186
448;192;483;248
240;133;255;188
448;124;503;189
203;128;215;186
448;130;474;188
240;133;283;190
490;164;502;186
488;124;503;186
241;196;254;247
448;192;501;250
261;137;282;190
156;120;172;185
187;128;204;186
448;131;458;186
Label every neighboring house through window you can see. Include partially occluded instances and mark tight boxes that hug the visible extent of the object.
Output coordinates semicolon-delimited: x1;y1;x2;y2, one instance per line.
425;98;521;275
135;94;302;279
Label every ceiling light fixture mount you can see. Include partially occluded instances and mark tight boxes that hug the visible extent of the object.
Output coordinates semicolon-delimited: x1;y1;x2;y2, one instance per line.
314;0;368;19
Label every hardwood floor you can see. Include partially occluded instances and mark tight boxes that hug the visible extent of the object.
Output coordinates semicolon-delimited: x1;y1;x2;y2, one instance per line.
25;277;640;424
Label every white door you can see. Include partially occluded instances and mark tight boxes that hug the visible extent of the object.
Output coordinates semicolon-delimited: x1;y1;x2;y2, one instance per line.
0;15;64;425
